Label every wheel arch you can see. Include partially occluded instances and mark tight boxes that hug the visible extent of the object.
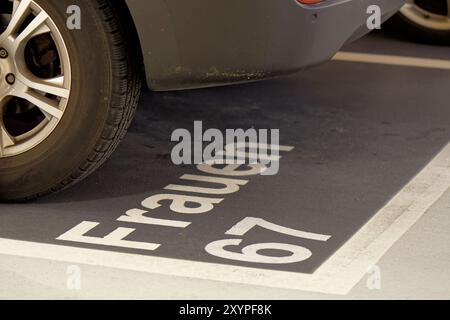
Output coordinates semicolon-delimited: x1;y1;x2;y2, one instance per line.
123;0;179;91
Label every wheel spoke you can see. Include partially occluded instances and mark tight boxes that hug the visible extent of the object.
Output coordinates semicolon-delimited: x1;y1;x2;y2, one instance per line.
0;122;15;155
0;0;33;43
12;0;21;16
13;89;64;120
1;1;51;49
17;75;70;99
13;11;50;48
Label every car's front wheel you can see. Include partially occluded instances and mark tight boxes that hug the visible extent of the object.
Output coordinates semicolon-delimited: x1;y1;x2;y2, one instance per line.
393;0;450;45
0;0;141;201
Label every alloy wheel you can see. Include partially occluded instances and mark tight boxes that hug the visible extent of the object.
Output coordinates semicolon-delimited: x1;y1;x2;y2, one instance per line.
0;0;71;158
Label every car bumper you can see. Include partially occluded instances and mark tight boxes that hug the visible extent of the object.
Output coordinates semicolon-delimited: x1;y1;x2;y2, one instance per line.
126;0;406;91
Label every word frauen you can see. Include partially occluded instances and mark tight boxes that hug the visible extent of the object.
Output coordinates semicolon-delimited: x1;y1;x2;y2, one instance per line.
57;142;294;251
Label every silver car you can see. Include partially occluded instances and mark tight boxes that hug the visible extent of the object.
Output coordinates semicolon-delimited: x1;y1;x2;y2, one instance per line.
0;0;406;201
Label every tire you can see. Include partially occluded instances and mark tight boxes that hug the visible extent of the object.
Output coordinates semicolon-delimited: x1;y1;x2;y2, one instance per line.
0;0;142;202
391;0;450;45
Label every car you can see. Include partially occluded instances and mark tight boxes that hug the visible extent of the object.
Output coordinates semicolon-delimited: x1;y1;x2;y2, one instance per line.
393;0;450;45
0;0;406;201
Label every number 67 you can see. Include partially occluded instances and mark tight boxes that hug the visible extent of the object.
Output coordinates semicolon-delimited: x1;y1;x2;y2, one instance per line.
205;217;331;264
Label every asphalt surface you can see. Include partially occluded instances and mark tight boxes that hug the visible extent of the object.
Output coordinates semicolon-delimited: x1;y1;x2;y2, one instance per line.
1;30;450;297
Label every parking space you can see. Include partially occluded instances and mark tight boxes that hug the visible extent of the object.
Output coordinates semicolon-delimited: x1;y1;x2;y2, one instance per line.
1;31;450;297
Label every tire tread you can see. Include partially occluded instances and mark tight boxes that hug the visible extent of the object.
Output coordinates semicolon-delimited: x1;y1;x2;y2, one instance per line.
21;0;142;201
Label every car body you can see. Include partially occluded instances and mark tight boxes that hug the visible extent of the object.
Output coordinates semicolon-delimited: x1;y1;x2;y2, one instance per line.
124;0;407;91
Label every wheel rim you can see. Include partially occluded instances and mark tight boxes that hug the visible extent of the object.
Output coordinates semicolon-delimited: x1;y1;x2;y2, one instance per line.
400;0;450;31
0;0;71;158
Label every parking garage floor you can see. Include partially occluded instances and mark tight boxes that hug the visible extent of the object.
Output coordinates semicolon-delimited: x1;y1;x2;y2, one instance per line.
1;30;450;299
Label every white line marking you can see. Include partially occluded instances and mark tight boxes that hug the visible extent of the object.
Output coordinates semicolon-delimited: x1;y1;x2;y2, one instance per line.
334;51;450;70
1;142;450;295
